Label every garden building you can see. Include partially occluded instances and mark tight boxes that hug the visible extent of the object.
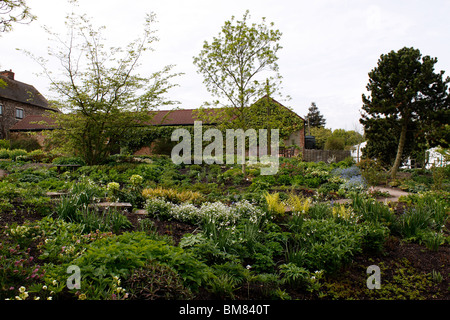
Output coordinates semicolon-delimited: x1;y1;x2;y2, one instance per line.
0;69;59;140
9;95;306;157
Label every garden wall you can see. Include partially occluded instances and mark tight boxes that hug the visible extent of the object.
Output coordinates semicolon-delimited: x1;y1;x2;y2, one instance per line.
302;149;351;163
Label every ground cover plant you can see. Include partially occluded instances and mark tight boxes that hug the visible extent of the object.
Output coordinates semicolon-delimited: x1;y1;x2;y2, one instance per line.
0;152;449;300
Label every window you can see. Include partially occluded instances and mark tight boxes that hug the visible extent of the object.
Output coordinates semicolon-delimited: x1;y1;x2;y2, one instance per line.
15;108;24;119
0;103;3;116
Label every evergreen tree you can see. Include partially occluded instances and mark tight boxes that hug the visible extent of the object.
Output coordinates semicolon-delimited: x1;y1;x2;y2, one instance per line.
361;47;449;178
305;102;326;130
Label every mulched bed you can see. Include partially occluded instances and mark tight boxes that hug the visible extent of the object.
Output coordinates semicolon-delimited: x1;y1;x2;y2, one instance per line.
1;202;449;300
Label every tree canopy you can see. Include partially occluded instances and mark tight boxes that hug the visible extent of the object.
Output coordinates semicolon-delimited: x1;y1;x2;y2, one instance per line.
361;47;449;178
27;11;181;165
193;10;284;174
0;0;35;34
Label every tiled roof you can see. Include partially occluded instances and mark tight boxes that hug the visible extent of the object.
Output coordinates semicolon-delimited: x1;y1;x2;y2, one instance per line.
0;75;56;111
148;108;219;126
10;97;304;131
9;114;57;131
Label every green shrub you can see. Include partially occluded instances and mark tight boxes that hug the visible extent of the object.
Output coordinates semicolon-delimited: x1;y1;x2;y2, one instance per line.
23;149;47;163
290;219;363;273
22;196;53;216
0;182;21;200
10;137;41;152
277;174;292;185
394;192;448;241
357;158;387;186
8;149;27;160
308;202;332;220
0;139;10;149
0;230;47;299
124;260;193;300
0;148;9;159
279;263;324;292
420;230;446;251
360;222;390;254
72;232;212;297
142;186;204;205
19;173;44;183
396;205;432;239
52;156;86;166
351;193;396;226
145;197;173;220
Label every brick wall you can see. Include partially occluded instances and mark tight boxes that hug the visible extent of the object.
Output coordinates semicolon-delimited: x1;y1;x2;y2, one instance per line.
0;98;50;139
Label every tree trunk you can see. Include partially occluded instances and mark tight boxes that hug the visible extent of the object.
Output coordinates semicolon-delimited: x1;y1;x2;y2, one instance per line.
241;136;247;178
390;118;408;179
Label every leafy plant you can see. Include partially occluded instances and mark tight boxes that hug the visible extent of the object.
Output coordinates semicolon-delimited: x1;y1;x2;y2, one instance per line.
145;197;173;221
125;260;193;300
360;222;390;254
264;192;286;217
72;232;212;298
279;263;324;292
291;219;364;273
142;187;204;204
397;206;432;239
351;193;395;226
287;194;311;215
420;231;446;251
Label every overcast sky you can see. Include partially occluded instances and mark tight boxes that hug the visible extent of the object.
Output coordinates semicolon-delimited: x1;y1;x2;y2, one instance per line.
1;0;449;131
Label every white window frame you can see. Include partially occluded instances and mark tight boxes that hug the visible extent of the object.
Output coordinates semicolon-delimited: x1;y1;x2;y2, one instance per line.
15;107;24;119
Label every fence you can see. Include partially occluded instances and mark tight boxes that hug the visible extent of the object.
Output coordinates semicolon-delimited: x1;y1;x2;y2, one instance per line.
302;149;351;163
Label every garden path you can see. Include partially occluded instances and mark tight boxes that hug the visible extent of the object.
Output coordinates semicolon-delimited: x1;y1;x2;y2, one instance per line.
334;186;411;204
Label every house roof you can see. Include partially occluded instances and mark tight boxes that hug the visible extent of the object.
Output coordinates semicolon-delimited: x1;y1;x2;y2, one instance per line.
148;96;304;125
10;108;217;131
9;114;57;131
0;74;56;111
10;96;304;131
148;108;219;126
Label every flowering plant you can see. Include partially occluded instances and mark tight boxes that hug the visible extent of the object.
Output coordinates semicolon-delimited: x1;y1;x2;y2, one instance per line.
129;174;143;186
107;182;120;192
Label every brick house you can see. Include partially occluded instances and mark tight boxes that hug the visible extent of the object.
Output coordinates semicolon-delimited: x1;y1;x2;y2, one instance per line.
0;70;59;139
135;96;305;156
8;94;305;156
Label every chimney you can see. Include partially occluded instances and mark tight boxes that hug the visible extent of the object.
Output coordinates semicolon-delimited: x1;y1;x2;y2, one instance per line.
0;69;15;80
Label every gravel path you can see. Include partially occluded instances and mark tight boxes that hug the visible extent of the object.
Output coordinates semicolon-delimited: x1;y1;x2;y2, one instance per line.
335;186;411;204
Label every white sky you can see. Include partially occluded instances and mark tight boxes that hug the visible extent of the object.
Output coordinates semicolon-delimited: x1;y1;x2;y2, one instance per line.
1;0;449;131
